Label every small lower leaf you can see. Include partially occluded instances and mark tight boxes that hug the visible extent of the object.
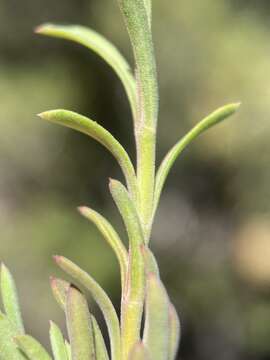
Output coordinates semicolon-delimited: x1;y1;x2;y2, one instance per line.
78;206;128;291
0;264;24;333
50;277;69;310
128;341;150;360
168;304;180;360
109;179;145;358
49;321;69;360
0;313;26;360
66;286;95;359
91;315;109;360
14;335;52;360
143;273;170;360
65;341;72;360
54;256;121;360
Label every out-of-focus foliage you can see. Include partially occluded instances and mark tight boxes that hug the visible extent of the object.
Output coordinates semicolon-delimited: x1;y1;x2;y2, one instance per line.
1;0;270;359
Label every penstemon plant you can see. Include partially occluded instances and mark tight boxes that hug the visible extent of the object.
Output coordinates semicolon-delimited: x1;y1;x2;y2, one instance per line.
0;1;240;359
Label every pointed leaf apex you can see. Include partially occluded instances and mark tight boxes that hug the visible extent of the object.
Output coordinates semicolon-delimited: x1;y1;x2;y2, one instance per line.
34;23;53;34
77;206;89;217
53;255;62;264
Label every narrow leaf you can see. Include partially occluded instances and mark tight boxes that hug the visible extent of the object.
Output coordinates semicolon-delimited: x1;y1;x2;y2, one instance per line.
118;0;158;128
54;256;121;360
143;273;170;360
14;335;52;360
154;103;241;217
66;286;95;360
36;24;137;119
0;264;24;333
50;277;69;311
141;245;160;278
168;304;180;360
38;109;138;202
129;341;150;360
65;341;71;360
109;179;145;358
91;315;109;360
0;313;26;360
49;321;68;360
143;0;152;27
78;206;128;290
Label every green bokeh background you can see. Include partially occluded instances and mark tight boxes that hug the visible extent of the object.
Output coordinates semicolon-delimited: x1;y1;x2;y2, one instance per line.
1;1;270;359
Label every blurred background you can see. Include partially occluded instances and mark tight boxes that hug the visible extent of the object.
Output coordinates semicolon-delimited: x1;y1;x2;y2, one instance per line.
1;0;270;359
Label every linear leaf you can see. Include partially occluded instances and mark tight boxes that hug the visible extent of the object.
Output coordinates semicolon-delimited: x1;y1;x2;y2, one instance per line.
141;245;159;278
143;0;152;26
143;273;170;360
109;179;145;358
50;277;69;311
153;103;241;217
118;0;158;128
14;335;52;360
38;109;138;202
36;24;137;119
78;206;128;290
0;264;24;333
65;341;71;360
66;286;95;360
0;313;26;360
168;304;180;360
91;315;109;360
54;256;121;360
129;341;150;360
49;321;69;360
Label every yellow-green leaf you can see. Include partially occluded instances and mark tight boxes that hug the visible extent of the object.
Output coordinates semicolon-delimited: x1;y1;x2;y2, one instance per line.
36;24;137;119
66;286;95;360
153;103;241;218
38;109;138;202
143;273;170;360
54;256;121;360
78;206;128;290
0;264;24;334
49;321;69;360
14;335;52;360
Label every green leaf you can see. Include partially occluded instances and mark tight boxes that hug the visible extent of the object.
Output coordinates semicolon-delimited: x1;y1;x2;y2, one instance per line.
109;179;145;358
38;109;138;202
143;273;170;360
49;321;69;360
91;315;109;360
66;286;95;360
143;0;152;26
129;341;150;360
0;264;24;334
14;335;52;360
168;304;180;360
78;206;128;290
65;341;72;360
54;256;121;360
50;277;69;311
36;24;137;120
0;313;26;360
141;245;160;277
118;0;158;128
153;103;241;218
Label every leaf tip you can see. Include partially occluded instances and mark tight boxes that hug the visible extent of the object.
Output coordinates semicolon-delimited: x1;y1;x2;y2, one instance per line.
34;23;53;35
53;255;62;265
77;206;89;217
